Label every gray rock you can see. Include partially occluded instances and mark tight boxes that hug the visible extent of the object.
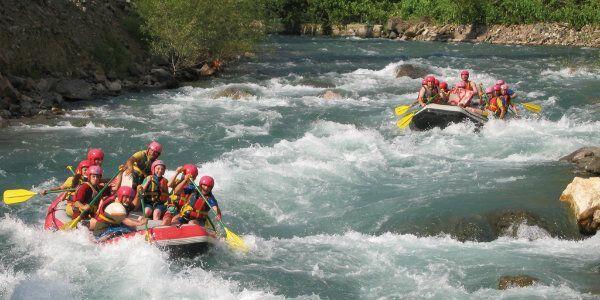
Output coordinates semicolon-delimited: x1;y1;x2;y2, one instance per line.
35;78;57;92
389;31;397;39
199;64;216;77
0;116;8;128
151;68;172;81
106;80;122;93
213;87;254;100
93;70;107;83
560;147;600;175
498;275;538;290
0;74;19;99
395;64;431;79
55;79;93;100
0;109;11;118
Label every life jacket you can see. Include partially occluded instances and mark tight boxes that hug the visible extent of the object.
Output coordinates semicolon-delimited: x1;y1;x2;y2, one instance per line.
423;86;440;104
66;182;99;218
179;192;211;220
500;94;511;107
143;175;169;203
463;80;473;91
487;97;503;113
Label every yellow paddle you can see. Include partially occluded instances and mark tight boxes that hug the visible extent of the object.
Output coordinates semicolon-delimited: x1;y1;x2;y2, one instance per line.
189;180;249;253
396;112;416;129
3;189;75;205
60;169;123;230
519;102;542;113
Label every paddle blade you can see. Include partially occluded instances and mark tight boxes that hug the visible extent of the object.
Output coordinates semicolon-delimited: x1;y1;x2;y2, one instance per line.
224;227;249;252
522;102;541;113
3;189;37;205
60;216;81;231
396;113;415;129
394;105;411;116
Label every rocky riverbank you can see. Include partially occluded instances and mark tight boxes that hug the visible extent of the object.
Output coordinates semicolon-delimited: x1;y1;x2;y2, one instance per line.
300;19;600;48
0;0;221;123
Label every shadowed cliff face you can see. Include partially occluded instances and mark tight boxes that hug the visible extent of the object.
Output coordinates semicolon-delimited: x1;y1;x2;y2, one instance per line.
0;0;147;78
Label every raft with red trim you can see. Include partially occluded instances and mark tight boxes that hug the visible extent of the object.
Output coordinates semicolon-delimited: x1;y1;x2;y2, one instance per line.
44;192;218;255
409;104;487;131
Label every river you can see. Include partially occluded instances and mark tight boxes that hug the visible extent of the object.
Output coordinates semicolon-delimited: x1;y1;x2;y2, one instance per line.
1;35;599;299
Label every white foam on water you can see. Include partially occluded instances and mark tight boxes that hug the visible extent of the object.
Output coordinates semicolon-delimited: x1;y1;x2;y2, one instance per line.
0;216;281;300
10;121;125;135
541;67;600;80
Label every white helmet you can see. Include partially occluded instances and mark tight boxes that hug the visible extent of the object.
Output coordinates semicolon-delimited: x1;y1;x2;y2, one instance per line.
104;202;127;223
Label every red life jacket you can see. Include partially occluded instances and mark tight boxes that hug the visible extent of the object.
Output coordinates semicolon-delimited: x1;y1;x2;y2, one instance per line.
487;97;502;112
94;196;120;224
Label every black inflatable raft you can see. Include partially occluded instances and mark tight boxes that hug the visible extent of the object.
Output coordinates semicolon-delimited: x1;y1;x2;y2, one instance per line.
409;104;487;131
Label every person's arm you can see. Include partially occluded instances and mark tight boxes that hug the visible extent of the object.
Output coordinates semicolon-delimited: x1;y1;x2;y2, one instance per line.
173;175;192;195
73;187;91;212
123;216;147;228
417;87;426;107
169;166;184;189
472;82;481;100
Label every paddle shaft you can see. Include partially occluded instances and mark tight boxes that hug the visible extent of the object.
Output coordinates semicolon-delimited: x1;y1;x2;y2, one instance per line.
189;180;223;229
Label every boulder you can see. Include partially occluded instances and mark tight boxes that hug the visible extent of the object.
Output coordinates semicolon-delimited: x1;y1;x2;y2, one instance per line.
93;70;107;83
213;87;254;100
35;78;57;92
321;90;342;100
395;64;431;79
498;275;538;290
151;68;173;81
560;177;600;235
199;64;216;77
389;31;397;39
560;147;600;175
0;73;19;99
0;116;8;128
55;79;93;100
106;80;122;93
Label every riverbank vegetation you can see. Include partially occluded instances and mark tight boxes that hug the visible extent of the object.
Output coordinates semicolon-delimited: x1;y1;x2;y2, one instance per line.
268;0;600;32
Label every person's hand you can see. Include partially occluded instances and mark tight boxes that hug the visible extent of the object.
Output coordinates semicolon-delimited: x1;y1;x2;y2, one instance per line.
40;190;48;196
81;204;91;212
176;166;184;173
167;205;177;215
184;174;192;182
215;213;222;221
420;103;426;107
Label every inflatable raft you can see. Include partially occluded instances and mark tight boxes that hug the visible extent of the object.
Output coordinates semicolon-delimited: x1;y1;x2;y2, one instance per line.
44;193;218;255
409;104;487;131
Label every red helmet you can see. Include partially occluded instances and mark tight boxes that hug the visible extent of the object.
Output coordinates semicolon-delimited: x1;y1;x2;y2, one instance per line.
485;87;494;94
87;148;104;163
496;80;505;86
117;186;135;200
199;176;215;188
87;165;103;177
421;79;426;85
460;70;469;76
425;76;435;83
434;79;440;86
182;164;198;178
76;160;93;175
147;141;163;153
456;81;466;88
493;84;501;91
151;160;166;175
439;82;448;89
500;84;509;90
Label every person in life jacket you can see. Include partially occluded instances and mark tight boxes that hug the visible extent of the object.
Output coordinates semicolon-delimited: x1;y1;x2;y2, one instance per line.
89;186;147;238
459;70;482;104
173;175;222;226
124;141;163;188
40;160;91;196
87;148;104;166
66;165;110;219
465;85;506;119
417;76;440;107
162;164;199;226
500;84;520;117
438;82;449;104
138;160;169;221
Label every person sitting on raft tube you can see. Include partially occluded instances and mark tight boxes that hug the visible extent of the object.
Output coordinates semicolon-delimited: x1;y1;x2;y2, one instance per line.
459;70;481;103
173;175;222;227
162;164;199;225
40;159;91;196
89;186;147;239
417;76;440;107
438;82;449;104
124;141;163;188
500;84;520;117
466;85;507;119
66;166;111;219
137;160;169;221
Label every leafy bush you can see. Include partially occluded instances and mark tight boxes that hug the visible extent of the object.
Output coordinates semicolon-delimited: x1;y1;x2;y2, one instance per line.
134;0;265;74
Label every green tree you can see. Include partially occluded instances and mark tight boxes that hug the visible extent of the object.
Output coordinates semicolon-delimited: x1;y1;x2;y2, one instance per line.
135;0;264;74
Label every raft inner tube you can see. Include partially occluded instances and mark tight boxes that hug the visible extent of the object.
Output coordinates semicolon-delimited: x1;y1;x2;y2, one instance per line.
409;104;487;131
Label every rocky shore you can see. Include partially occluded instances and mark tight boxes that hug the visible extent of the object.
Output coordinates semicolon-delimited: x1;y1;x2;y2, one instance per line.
0;0;220;123
300;20;600;48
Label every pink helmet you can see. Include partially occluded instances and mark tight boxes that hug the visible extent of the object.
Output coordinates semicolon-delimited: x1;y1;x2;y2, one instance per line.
460;70;469;76
117;186;135;200
485;87;493;94
500;84;509;90
456;81;466;88
425;75;435;83
496;79;505;86
87;165;103;177
199;176;215;188
147;141;163;153
493;84;501;91
434;78;440;86
182;164;198;178
421;79;426;85
76;160;93;175
87;148;104;163
151;160;166;174
439;82;448;89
